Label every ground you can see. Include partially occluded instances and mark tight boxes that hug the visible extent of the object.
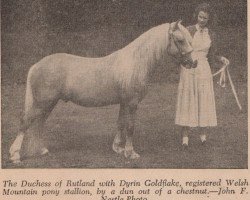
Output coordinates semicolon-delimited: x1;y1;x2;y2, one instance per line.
1;81;247;169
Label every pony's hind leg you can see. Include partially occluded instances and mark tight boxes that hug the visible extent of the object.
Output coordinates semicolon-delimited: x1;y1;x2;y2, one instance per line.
9;132;24;164
9;100;57;163
112;103;125;154
9;107;44;163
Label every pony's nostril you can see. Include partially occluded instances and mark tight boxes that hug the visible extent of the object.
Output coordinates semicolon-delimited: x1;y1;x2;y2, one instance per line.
192;60;198;68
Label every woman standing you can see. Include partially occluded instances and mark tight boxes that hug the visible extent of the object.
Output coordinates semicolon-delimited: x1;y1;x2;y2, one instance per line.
175;3;229;146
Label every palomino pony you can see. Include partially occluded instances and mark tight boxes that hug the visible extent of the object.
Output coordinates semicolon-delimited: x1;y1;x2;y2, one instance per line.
10;20;196;163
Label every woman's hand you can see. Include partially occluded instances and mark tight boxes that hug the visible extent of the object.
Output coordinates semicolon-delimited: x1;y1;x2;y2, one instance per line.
220;56;230;66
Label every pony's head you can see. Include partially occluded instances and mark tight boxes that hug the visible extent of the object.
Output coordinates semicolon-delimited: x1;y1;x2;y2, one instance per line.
168;20;197;68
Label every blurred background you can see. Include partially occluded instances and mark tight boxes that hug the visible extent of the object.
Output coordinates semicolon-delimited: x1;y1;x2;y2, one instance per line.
1;0;247;84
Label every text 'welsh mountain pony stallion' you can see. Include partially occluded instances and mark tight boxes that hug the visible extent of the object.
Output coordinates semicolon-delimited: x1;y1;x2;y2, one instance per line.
10;20;197;163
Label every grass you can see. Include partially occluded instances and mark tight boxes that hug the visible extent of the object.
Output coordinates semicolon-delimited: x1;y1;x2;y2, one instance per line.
1;82;247;168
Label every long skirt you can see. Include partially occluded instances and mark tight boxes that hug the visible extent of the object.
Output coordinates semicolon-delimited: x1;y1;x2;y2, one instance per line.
175;59;217;127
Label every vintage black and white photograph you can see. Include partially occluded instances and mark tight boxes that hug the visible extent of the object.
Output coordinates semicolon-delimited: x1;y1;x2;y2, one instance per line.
1;0;247;168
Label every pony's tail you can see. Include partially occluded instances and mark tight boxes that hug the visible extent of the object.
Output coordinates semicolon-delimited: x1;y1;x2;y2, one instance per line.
24;66;35;114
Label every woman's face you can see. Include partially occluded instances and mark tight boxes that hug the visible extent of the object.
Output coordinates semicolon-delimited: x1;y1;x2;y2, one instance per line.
197;11;209;28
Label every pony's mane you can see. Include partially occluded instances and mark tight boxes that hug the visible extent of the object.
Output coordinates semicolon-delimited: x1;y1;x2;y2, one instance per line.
113;23;170;91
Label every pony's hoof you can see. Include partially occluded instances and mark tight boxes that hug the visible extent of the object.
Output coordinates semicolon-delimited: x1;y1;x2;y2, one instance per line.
40;148;49;156
10;152;21;164
112;144;124;154
12;159;21;164
130;151;140;159
124;150;140;159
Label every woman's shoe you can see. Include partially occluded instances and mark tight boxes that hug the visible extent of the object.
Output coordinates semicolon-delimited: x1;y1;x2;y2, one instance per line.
200;134;207;144
182;136;189;146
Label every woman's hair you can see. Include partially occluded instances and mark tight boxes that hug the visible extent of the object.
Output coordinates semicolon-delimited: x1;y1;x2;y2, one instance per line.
193;3;217;28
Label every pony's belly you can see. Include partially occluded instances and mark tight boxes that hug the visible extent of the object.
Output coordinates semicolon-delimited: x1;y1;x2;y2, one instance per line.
72;98;120;107
63;86;120;107
62;63;121;106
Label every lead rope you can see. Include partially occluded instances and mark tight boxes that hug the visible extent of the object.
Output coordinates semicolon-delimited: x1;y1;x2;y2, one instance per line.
212;64;242;110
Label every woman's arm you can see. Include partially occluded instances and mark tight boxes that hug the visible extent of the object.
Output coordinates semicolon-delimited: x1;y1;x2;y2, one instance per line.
208;30;229;69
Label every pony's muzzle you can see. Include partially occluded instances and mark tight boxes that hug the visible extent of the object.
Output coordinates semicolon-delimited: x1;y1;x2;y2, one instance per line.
182;53;198;69
191;59;198;68
184;60;198;69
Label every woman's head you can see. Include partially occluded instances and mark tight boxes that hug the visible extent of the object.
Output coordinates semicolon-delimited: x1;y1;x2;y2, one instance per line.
193;3;216;28
197;10;209;28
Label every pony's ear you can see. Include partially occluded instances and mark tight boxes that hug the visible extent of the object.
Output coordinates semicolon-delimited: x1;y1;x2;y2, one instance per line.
172;19;182;31
177;19;183;30
178;19;182;25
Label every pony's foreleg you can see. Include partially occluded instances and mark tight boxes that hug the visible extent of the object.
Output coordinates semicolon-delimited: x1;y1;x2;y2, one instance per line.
112;133;124;154
112;103;125;154
124;99;140;159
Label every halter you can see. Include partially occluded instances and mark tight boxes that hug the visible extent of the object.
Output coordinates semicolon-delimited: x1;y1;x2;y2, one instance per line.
167;25;193;64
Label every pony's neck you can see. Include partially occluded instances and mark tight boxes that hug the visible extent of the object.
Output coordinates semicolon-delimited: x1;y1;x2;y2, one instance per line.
130;23;170;83
114;23;170;91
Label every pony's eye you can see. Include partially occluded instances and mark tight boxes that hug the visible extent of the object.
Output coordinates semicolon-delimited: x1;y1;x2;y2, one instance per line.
178;40;185;44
